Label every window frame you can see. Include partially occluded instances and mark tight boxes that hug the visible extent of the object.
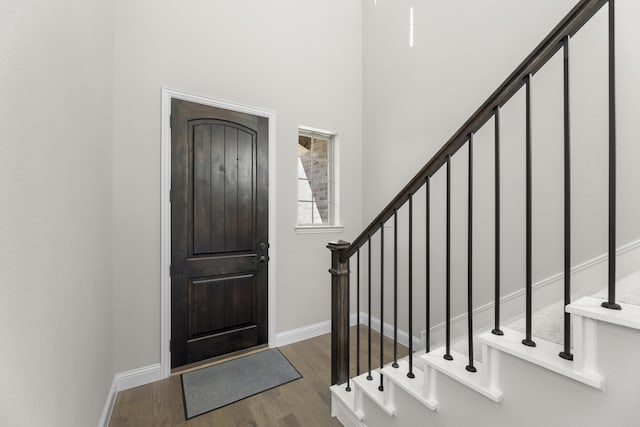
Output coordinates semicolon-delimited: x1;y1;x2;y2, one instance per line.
295;126;343;234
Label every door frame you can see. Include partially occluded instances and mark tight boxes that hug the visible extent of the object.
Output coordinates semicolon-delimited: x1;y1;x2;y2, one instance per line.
160;87;277;378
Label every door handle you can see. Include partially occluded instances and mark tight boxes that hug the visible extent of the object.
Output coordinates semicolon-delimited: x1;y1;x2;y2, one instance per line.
258;256;268;263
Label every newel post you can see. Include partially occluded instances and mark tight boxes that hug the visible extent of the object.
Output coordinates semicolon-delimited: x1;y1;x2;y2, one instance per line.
328;240;351;386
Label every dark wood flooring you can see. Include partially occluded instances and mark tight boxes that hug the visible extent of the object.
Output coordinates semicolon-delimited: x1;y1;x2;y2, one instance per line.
109;326;408;426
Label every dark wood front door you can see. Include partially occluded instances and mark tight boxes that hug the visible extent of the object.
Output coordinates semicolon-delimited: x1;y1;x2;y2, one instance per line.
170;99;269;368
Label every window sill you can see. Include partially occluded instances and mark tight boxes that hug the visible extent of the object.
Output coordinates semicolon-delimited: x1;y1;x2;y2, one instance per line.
295;225;344;235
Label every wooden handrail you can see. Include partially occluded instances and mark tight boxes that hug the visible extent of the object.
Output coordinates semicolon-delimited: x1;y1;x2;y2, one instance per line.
343;0;608;260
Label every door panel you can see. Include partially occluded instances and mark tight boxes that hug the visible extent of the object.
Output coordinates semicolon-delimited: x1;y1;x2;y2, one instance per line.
236;131;254;249
171;99;268;368
190;121;255;255
187;327;259;365
189;274;255;337
189;277;227;336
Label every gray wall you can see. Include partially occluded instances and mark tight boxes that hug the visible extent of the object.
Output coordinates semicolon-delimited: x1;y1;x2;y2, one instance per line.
112;0;363;373
0;0;115;425
2;1;639;424
1;1;363;422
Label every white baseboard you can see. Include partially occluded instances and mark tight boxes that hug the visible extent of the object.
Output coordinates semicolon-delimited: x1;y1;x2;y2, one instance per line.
358;311;422;349
98;364;162;427
275;314;359;347
113;363;162;392
275;320;331;347
98;378;118;427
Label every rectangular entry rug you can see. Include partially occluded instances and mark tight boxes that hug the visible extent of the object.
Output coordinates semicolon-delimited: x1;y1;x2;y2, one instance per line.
181;348;302;419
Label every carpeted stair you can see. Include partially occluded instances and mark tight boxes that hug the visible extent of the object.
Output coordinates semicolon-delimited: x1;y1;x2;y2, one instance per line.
452;270;640;362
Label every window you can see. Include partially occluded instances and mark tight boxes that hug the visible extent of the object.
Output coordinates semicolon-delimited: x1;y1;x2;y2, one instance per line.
296;128;341;232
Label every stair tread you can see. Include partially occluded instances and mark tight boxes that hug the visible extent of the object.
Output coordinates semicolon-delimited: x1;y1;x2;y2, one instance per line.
330;384;364;420
591;270;640;307
331;383;356;409
381;359;439;411
353;370;396;416
567;296;640;330
478;327;604;389
497;271;640;348
506;299;570;347
421;348;503;402
451;335;486;363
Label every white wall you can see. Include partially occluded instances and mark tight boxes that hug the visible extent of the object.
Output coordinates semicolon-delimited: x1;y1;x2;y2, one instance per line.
0;1;115;426
112;0;363;373
360;0;640;336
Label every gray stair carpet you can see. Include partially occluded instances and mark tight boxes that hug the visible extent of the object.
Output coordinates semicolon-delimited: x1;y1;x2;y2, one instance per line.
591;270;640;306
451;269;640;363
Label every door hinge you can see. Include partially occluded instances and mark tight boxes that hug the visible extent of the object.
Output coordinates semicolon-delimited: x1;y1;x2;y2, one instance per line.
170;114;173;129
169;339;173;353
170;264;173;276
169;188;172;204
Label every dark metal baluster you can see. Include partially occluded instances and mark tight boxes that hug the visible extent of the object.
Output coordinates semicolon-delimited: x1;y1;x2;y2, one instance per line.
379;225;385;391
367;236;373;380
357;249;361;376
408;195;415;378
560;36;574;361
493;107;504;336
393;211;399;368
467;135;477;373
346;249;352;391
444;156;454;361
523;75;536;348
603;0;621;310
425;176;431;353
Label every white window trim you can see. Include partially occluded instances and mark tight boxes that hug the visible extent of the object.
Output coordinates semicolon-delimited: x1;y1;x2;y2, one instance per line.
295;126;342;233
295;224;344;234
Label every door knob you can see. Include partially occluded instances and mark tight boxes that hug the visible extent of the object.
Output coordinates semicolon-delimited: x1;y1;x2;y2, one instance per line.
258;256;268;263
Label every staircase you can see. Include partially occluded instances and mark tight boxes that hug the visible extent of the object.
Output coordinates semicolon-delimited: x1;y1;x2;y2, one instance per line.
328;0;640;425
331;280;640;426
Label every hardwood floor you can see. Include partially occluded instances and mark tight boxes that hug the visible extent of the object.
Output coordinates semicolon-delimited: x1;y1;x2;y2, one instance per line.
109;326;407;426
